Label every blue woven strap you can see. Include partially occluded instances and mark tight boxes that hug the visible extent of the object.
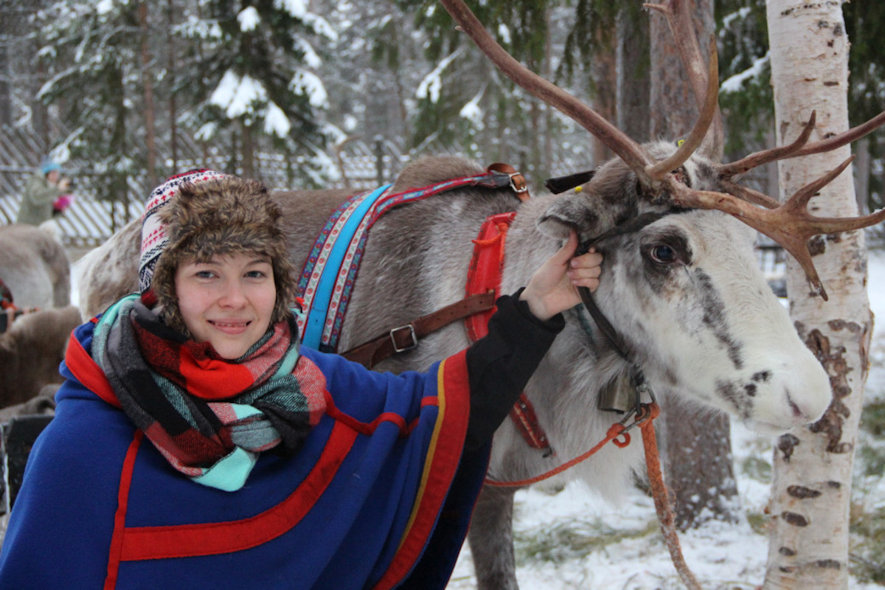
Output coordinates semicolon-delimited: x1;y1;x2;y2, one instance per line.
300;184;391;349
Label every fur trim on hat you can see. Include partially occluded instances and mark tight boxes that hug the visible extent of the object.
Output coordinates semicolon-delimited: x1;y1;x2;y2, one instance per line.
149;176;297;337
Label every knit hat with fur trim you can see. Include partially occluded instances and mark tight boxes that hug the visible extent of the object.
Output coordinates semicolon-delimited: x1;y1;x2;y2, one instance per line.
139;171;296;336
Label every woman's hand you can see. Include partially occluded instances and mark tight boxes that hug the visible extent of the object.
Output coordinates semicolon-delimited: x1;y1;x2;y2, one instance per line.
520;231;603;321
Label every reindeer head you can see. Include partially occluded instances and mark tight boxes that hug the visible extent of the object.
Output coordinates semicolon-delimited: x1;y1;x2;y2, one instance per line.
536;142;832;431
438;0;884;431
440;0;885;301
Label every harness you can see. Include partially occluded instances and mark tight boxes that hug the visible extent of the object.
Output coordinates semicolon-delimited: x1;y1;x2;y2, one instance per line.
461;212;553;455
470;201;701;590
575;211;702;590
296;163;528;352
299;167;701;588
0;277;30;333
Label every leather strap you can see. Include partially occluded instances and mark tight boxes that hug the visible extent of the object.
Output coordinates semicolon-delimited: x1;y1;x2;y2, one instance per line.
487;162;531;202
341;291;497;369
509;395;553;456
544;169;595;194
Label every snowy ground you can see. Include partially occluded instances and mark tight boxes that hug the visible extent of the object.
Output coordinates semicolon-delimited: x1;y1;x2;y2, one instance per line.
446;252;885;590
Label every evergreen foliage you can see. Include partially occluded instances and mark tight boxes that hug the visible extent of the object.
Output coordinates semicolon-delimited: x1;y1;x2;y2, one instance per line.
844;1;885;211
392;0;557;175
33;1;143;204
3;1;883;206
185;0;332;178
715;0;771;157
716;0;885;211
27;0;337;196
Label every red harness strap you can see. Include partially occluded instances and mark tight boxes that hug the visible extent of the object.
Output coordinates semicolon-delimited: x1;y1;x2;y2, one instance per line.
465;212;553;456
0;277;33;333
464;212;514;341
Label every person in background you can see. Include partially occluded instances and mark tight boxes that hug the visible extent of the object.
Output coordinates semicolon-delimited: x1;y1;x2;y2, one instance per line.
16;159;74;225
0;169;603;589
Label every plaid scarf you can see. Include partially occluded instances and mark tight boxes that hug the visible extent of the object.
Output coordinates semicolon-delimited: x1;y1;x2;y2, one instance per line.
92;295;326;492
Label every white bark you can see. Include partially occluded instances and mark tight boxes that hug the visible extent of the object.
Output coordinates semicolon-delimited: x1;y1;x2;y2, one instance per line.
764;1;872;588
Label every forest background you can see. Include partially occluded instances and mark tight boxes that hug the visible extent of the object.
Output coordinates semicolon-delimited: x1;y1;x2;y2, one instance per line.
0;0;882;220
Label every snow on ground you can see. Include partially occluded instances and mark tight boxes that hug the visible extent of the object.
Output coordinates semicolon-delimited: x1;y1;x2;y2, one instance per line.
448;251;885;589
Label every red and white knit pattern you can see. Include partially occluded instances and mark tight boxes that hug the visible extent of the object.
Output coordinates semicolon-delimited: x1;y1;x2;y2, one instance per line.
138;169;227;293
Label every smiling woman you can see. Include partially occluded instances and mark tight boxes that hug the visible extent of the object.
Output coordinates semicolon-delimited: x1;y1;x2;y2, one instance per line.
174;255;278;359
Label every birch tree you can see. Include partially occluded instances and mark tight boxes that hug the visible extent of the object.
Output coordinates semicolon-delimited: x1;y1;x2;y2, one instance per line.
764;1;872;587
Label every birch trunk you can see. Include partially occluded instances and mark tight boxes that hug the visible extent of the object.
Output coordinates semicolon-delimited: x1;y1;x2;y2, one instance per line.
764;2;872;587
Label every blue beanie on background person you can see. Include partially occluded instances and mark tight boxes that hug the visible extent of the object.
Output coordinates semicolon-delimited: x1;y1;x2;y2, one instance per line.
40;159;61;176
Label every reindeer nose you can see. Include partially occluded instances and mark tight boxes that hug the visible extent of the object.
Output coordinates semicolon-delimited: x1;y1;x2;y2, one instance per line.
787;395;803;418
784;373;831;425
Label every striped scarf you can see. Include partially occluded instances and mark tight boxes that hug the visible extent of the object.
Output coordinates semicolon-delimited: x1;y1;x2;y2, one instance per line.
92;295;326;492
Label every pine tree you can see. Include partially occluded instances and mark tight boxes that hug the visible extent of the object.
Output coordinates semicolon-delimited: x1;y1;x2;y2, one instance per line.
34;0;144;225
182;0;334;183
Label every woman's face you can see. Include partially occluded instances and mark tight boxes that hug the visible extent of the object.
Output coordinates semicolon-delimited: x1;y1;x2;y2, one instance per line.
174;253;277;359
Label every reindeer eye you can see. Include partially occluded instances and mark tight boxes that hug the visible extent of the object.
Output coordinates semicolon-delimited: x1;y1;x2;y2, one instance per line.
641;232;690;269
650;244;677;264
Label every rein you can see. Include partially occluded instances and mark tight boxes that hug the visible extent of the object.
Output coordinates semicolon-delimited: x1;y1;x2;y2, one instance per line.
486;207;703;590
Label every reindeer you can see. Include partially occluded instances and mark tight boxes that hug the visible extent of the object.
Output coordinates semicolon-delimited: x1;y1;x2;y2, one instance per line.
75;1;885;588
0;305;81;410
0;224;70;311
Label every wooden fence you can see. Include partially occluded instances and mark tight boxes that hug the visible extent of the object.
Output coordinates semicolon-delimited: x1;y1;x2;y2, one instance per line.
0;122;790;292
0;124;411;251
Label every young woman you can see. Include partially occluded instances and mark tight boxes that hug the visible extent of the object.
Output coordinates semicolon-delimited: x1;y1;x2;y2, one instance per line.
0;170;602;589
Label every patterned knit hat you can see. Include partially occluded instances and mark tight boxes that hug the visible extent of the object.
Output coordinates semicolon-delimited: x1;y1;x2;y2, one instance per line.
139;170;297;336
139;169;228;293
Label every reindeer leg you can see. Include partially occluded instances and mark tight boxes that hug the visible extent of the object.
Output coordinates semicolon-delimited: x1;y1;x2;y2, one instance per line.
468;484;520;590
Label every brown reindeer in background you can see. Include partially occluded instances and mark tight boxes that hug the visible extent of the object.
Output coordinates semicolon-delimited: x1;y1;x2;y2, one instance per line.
0;305;81;412
75;1;885;587
0;224;70;311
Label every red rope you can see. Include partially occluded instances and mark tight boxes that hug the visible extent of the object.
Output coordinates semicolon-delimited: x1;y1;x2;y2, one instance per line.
484;414;634;488
639;405;703;590
485;402;703;588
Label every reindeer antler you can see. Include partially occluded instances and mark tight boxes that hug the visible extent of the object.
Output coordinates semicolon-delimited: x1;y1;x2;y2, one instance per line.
439;0;885;300
437;0;655;184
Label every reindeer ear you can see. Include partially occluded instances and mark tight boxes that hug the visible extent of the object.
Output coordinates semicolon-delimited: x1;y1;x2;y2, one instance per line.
538;161;641;240
539;184;640;241
537;191;601;240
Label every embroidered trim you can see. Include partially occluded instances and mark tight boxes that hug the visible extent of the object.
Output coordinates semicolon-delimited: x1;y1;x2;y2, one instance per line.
371;352;471;590
116;422;358;561
103;431;143;590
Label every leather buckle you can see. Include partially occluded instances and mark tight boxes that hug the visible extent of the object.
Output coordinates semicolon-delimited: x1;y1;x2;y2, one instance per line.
509;172;528;194
390;324;418;353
